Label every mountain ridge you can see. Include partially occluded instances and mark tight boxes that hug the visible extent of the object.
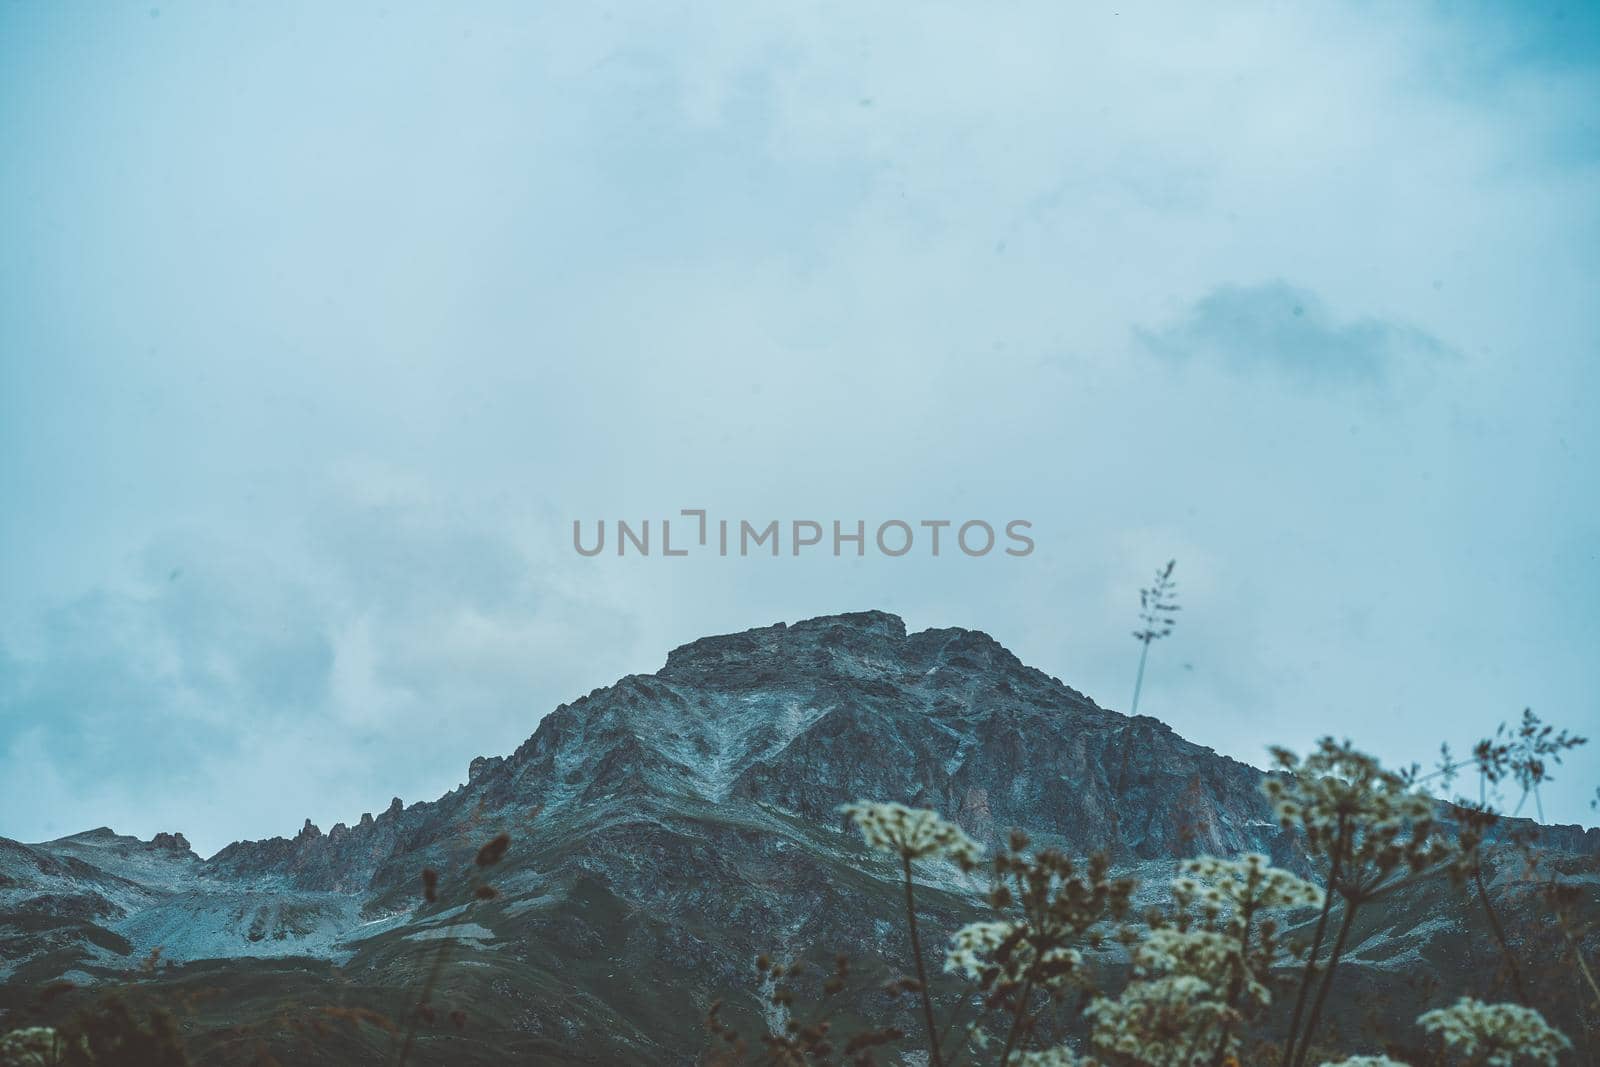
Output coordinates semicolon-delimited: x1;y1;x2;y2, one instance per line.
34;610;1594;865
2;610;1596;1064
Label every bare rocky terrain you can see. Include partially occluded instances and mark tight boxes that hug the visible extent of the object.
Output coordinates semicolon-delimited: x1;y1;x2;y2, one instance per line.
2;611;1595;1063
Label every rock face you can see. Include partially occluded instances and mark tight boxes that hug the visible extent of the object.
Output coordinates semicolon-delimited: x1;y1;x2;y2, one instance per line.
468;755;505;782
499;611;1279;861
149;832;192;855
0;611;1595;1065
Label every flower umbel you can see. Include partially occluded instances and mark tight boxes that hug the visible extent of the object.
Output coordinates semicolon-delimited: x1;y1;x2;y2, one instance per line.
1418;998;1572;1067
839;802;983;870
944;919;1085;991
1085;974;1229;1067
1262;739;1452;898
0;1027;73;1067
1014;1046;1096;1066
1179;853;1323;915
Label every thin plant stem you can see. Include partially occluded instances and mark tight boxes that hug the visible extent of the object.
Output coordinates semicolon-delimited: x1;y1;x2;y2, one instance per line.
942;1003;990;1067
1292;896;1359;1067
1472;863;1530;1006
939;986;1001;1067
1281;821;1347;1067
1130;639;1151;715
902;854;946;1067
1554;908;1600;1007
393;908;465;1067
393;858;494;1067
996;974;1037;1067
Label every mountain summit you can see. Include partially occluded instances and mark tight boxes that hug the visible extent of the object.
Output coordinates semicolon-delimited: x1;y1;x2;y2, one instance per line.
1;612;1594;1064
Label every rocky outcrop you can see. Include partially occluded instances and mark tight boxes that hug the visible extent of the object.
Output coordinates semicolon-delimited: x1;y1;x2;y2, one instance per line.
203;795;429;893
149;832;192;855
468;755;504;782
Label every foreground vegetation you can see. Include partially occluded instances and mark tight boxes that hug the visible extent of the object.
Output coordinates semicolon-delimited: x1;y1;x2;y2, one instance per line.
706;715;1595;1066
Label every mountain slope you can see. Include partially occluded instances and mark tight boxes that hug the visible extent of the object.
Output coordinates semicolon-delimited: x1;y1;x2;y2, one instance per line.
2;611;1595;1064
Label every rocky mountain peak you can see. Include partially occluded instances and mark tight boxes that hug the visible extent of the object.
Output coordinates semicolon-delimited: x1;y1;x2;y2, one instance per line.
651;611;1043;705
468;755;504;782
63;827;120;842
149;831;192;855
658;610;906;683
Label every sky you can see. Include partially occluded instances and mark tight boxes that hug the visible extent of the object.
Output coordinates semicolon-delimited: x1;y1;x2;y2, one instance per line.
2;2;1597;855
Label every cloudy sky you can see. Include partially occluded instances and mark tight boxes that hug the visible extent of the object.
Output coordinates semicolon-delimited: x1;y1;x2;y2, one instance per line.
3;2;1596;854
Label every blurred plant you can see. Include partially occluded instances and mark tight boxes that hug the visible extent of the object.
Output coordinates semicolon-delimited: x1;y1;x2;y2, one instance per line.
1418;997;1572;1066
1468;709;1586;821
704;715;1598;1067
705;953;905;1066
1433;710;1591;1011
0;1026;73;1067
954;833;1135;1066
56;994;186;1066
1082;854;1319;1067
391;831;511;1067
1544;881;1600;1015
710;814;1134;1066
1253;741;1455;1067
836;802;981;1067
1130;560;1180;716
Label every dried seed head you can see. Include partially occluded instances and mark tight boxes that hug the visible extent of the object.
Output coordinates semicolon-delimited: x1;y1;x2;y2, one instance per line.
475;832;511;867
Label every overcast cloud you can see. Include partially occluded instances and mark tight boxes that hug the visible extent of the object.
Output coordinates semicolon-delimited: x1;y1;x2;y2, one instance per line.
1140;281;1456;388
2;2;1597;853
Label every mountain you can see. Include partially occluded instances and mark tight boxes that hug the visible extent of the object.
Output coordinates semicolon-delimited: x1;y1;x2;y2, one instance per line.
2;611;1595;1064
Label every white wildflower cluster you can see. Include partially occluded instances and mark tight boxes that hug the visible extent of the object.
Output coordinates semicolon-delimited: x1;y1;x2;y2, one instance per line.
1418;997;1573;1067
944;919;1084;989
1015;1045;1096;1066
948;838;1134;1006
944;920;1012;980
1133;927;1246;993
1087;928;1245;1064
0;1027;71;1067
1180;853;1323;916
1135;926;1235;972
1084;850;1323;1065
1263;740;1454;895
1318;1057;1409;1067
1085;974;1231;1067
838;801;983;869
